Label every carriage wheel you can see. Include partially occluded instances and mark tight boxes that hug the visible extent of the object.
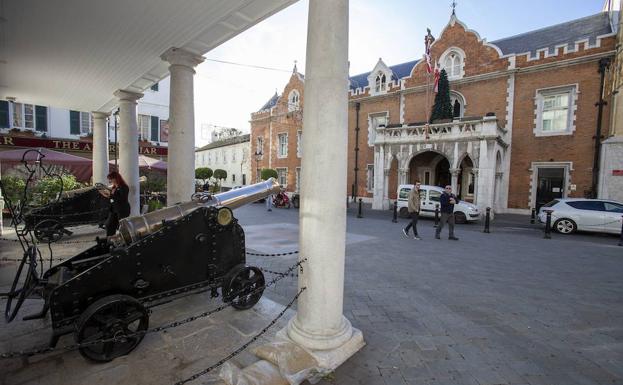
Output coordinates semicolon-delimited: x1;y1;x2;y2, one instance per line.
225;266;265;310
33;219;65;243
75;295;149;362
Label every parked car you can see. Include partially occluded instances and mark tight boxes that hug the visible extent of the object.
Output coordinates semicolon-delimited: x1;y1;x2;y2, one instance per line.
397;184;480;224
537;198;623;234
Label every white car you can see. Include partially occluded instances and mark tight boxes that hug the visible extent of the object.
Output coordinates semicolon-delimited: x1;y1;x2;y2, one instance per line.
537;198;623;234
397;184;480;224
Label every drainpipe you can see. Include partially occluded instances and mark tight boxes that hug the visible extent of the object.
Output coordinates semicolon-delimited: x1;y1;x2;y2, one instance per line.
352;102;361;202
592;57;610;198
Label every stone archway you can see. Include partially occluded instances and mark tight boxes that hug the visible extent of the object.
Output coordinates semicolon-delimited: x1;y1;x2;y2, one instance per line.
407;151;451;187
457;154;475;201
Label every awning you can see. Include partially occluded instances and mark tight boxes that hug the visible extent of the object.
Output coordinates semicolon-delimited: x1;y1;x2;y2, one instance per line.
0;148;93;181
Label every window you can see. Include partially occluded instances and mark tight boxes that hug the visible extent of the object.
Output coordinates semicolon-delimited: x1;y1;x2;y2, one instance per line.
366;164;374;192
297;130;302;158
232;174;236;182
567;201;605;211
232;150;236;162
150;82;159;91
242;174;247;185
276;168;288;186
443;52;461;78
605;202;623;213
375;72;387;93
278;133;288;158
208;152;212;164
535;86;576;136
398;187;411;200
450;92;465;118
256;137;264;158
288;90;300;112
79;112;91;134
368;113;388;146
222;150;227;164
12;103;22;128
429;190;441;203
24;104;34;129
295;167;301;192
34;106;47;132
151;116;159;141
138;114;150;140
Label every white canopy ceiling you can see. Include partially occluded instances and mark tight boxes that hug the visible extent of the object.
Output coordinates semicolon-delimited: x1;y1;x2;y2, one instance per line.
0;0;297;112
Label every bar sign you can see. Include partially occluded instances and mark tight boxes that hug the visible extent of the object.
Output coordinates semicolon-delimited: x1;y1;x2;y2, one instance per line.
613;170;623;176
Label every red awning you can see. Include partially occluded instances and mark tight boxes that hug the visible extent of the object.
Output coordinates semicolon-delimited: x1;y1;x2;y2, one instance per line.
109;155;167;174
0;147;93;182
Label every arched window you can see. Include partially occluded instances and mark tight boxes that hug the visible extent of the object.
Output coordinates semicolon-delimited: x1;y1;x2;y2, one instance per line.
375;72;387;93
288;90;300;112
442;50;463;79
450;92;465;118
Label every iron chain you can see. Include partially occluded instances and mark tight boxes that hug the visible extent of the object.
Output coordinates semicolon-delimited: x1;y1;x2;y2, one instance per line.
246;250;299;257
0;258;307;360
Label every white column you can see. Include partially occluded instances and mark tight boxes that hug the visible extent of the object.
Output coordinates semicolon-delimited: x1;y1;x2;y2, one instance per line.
91;112;110;186
161;47;204;205
114;90;143;216
286;0;362;357
450;168;460;193
372;146;385;209
475;140;496;211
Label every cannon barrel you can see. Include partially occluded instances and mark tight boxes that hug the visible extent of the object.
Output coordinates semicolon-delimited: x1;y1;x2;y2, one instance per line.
111;178;280;246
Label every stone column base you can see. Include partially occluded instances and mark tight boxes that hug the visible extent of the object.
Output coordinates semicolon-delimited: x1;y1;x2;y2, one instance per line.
275;325;365;371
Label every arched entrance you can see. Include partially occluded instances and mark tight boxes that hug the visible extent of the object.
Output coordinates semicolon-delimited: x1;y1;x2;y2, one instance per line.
408;151;450;187
457;155;474;201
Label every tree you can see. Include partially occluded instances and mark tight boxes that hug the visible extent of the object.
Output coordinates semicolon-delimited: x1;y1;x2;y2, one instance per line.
429;69;453;123
260;168;278;181
212;169;227;192
195;167;213;184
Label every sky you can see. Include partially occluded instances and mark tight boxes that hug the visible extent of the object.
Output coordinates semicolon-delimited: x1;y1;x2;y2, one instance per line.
193;0;607;146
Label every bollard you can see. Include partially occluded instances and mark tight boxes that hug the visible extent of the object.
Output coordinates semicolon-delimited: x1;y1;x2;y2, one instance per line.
434;204;439;227
357;198;363;219
530;207;536;224
619;215;623;246
483;207;491;233
544;209;552;239
392;201;398;223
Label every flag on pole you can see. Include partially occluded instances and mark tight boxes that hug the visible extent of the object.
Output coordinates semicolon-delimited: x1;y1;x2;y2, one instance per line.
424;28;435;74
433;62;441;93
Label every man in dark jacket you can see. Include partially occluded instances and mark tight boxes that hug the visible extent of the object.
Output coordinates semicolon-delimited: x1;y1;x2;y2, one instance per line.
436;185;459;240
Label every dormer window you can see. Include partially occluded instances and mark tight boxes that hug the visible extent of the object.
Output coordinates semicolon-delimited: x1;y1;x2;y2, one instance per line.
288;90;300;112
375;72;387;93
441;48;464;79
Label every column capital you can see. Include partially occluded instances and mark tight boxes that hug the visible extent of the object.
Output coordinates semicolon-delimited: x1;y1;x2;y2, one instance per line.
161;47;205;69
114;89;143;103
450;168;461;176
91;111;110;119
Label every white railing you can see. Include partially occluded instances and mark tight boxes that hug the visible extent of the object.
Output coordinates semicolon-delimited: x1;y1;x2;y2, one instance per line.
375;116;506;145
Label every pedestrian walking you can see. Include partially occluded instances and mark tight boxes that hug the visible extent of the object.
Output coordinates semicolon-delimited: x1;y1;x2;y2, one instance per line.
435;185;459;240
266;194;273;212
402;182;422;240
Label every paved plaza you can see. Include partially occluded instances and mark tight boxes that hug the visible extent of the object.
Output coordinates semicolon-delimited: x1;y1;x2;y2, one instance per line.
1;203;622;385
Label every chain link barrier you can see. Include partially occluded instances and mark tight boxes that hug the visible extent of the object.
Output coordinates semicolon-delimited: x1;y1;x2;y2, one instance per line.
246;250;299;257
0;258;306;360
174;287;305;385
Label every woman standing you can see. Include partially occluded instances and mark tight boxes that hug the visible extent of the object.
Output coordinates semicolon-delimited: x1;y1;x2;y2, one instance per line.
99;171;131;236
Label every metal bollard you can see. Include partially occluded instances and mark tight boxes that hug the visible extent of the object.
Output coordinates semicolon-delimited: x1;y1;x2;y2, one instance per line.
434;204;439;227
357;198;363;219
392;201;398;223
619;215;623;246
530;207;536;224
483;207;491;233
544;209;552;239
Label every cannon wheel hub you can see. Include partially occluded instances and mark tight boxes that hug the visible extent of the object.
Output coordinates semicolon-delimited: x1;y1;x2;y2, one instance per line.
74;294;149;362
225;266;265;310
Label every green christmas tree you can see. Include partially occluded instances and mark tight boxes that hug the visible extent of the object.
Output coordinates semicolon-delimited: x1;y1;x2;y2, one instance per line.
429;69;453;123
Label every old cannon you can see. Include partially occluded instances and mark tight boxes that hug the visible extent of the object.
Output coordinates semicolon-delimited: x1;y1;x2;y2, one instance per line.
4;179;280;362
24;185;110;242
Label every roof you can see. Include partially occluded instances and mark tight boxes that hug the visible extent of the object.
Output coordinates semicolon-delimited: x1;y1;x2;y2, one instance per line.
196;134;250;152
491;12;616;56
257;92;280;112
349;60;420;91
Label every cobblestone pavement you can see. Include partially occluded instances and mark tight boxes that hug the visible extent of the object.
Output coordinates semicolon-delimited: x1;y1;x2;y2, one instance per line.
1;203;622;385
238;203;623;385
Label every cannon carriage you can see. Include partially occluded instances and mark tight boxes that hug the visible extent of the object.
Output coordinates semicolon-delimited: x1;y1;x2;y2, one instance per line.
5;179;280;362
23;185;110;241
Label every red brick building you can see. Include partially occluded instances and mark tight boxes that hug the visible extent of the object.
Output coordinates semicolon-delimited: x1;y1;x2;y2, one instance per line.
251;11;618;213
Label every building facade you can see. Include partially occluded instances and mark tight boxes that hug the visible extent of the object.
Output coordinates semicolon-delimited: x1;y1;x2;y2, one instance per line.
0;78;170;160
251;10;619;213
195;134;251;189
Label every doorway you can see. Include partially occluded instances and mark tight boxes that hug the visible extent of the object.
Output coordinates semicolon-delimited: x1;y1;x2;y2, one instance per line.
536;167;565;210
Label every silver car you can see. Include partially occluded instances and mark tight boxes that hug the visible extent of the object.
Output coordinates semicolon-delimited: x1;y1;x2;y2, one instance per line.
537;198;623;234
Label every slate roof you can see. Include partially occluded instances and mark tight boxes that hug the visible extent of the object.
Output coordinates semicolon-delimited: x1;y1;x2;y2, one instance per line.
257;92;280;112
349;59;420;91
491;12;616;56
195;134;250;152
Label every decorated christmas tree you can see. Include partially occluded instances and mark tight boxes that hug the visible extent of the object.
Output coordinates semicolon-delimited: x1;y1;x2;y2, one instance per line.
429;69;453;123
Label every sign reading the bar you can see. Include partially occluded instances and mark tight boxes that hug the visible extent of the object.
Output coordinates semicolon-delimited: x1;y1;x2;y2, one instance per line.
0;134;167;156
613;170;623;176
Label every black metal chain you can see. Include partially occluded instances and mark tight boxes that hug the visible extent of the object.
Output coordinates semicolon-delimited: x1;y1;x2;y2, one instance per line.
0;258;306;360
1;256;66;263
246;250;299;257
259;267;299;278
174;287;306;385
26;208;108;218
0;237;96;245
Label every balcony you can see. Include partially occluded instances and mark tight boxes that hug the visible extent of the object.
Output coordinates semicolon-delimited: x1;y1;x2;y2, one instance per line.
375;116;507;145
